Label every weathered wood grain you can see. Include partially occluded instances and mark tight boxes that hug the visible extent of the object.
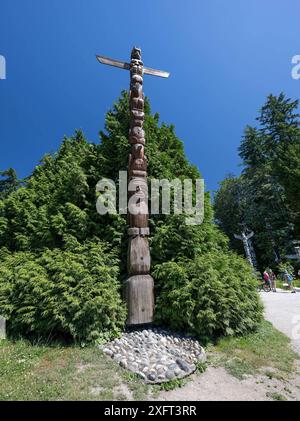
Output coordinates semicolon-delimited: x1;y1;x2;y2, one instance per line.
124;275;154;324
128;236;151;275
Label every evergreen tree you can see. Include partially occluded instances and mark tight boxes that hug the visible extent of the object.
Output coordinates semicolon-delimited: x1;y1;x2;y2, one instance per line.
0;168;18;200
215;93;300;269
276;142;300;236
214;175;246;253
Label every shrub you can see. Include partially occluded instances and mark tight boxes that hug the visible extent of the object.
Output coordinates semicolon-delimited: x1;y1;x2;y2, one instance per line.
153;251;263;339
0;239;126;342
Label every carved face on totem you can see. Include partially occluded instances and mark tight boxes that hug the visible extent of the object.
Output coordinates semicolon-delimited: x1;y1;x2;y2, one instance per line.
131;47;142;61
129;126;145;144
132;144;144;159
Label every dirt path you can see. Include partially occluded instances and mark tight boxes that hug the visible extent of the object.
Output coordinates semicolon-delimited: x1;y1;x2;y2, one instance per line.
157;363;300;401
158;367;273;401
157;290;300;401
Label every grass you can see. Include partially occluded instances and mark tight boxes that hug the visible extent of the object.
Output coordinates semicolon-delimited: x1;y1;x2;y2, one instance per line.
0;338;148;401
207;320;299;380
266;392;287;401
196;361;207;373
154;377;188;392
276;279;300;289
0;320;298;400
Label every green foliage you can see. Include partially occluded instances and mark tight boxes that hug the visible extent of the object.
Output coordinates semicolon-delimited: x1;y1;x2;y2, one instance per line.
153;251;263;339
0;91;262;341
0;240;126;342
196;361;207;373
214;175;246;253
215;93;300;269
150;212;228;266
156;377;187;391
275;141;300;237
266;392;287;401
277;261;294;276
0;168;18;200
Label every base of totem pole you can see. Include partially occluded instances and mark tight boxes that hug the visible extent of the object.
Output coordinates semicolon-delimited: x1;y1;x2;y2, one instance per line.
125;275;154;325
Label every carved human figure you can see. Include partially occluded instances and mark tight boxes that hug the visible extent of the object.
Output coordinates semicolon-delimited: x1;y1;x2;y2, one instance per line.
128;144;147;175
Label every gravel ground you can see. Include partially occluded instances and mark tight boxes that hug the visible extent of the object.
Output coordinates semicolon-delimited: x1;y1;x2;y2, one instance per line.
158;367;276;401
158;362;300;402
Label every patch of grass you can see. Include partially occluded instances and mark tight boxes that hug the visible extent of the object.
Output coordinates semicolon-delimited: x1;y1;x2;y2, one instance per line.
152;362;206;394
120;369;149;401
265;370;274;379
208;320;298;380
154;377;188;392
264;369;285;381
0;338;148;401
196;361;207;374
224;357;254;379
276;279;300;289
266;392;287;401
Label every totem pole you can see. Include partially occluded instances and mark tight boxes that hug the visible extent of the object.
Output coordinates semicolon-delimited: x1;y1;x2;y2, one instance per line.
234;230;258;270
96;48;170;325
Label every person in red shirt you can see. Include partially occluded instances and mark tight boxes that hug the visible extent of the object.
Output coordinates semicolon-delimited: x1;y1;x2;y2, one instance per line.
263;269;270;287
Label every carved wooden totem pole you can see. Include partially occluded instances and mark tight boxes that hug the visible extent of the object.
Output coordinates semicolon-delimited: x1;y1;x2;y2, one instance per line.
96;47;169;325
234;226;258;270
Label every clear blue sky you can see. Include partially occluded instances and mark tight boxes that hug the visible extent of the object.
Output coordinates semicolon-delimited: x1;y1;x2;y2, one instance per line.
1;0;300;192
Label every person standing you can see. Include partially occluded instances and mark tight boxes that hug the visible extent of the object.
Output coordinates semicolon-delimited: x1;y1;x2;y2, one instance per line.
263;269;270;287
285;270;296;293
269;269;277;292
284;269;296;293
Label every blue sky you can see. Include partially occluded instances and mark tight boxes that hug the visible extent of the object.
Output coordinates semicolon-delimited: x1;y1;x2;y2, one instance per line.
1;0;300;192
